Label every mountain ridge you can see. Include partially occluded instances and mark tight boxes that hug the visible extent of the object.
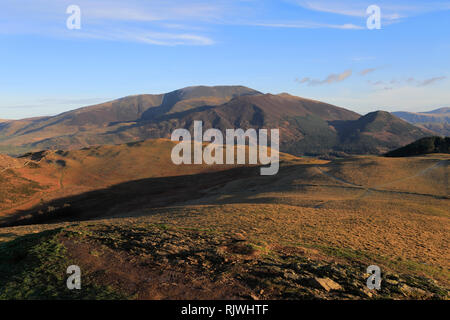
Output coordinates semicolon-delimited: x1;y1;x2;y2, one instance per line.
392;107;450;136
0;86;433;156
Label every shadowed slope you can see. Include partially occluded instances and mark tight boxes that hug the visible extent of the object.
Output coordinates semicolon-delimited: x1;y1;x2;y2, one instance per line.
385;136;450;157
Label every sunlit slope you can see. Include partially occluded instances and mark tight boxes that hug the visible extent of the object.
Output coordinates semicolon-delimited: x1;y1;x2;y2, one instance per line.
0;86;261;154
0;153;448;299
0;138;294;216
316;155;449;196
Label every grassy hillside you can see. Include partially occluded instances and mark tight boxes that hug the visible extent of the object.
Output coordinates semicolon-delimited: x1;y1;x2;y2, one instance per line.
0;138;295;221
0;153;448;299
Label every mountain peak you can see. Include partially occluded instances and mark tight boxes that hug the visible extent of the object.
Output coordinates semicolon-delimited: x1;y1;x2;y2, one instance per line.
167;85;261;99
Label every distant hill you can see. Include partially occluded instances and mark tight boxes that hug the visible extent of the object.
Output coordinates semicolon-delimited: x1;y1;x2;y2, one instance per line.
423;107;450;114
328;111;434;155
0;86;432;156
393;107;450;136
385;136;450;157
393;108;450;123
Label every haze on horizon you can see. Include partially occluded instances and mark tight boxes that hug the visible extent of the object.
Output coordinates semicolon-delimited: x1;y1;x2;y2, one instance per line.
1;0;449;119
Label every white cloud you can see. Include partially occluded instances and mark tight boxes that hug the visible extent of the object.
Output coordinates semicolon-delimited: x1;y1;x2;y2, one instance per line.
2;0;414;46
296;70;353;86
292;0;450;21
359;68;377;76
251;22;363;29
0;0;223;46
419;76;447;86
368;76;447;88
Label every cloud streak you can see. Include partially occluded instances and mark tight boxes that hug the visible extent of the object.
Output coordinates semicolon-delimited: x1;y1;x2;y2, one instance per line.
359;68;377;76
4;0;426;47
250;22;363;30
0;0;223;46
419;76;447;86
292;0;450;21
296;69;352;86
368;75;447;89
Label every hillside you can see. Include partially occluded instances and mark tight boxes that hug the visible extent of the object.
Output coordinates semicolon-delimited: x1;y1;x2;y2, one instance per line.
0;87;433;156
0;138;296;222
393;107;450;124
0;86;260;155
0;149;448;299
329;111;434;154
393;107;450;136
385;136;450;157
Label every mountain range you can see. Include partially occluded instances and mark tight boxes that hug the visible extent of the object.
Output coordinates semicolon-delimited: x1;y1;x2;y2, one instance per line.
0;85;434;156
0;87;448;300
393;107;450;136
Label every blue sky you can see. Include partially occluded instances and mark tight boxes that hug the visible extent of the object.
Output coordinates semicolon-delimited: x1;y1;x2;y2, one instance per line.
1;0;449;119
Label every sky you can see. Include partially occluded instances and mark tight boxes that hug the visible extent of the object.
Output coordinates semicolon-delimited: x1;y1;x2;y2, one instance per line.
1;0;450;119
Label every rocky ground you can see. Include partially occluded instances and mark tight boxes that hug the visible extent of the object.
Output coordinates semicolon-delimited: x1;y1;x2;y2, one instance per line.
1;221;447;300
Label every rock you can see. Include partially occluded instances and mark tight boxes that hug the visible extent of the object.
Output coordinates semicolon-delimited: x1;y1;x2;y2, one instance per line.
400;284;428;298
250;293;259;300
160;257;169;264
361;287;374;298
385;279;399;285
307;277;343;292
283;271;300;281
232;233;246;242
388;273;400;280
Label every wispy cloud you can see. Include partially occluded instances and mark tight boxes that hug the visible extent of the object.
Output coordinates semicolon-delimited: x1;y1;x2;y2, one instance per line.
368;80;384;86
419;76;447;86
71;28;215;46
368;75;447;89
296;69;353;86
250;22;363;30
3;0;416;47
359;68;377;76
0;0;222;46
292;0;450;21
352;56;376;63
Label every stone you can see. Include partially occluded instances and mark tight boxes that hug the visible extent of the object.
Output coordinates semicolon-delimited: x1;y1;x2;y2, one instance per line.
283;271;300;281
232;233;246;241
308;277;343;292
400;284;427;298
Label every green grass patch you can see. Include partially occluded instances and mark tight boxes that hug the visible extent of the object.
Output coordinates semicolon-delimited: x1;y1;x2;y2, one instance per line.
0;228;128;299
